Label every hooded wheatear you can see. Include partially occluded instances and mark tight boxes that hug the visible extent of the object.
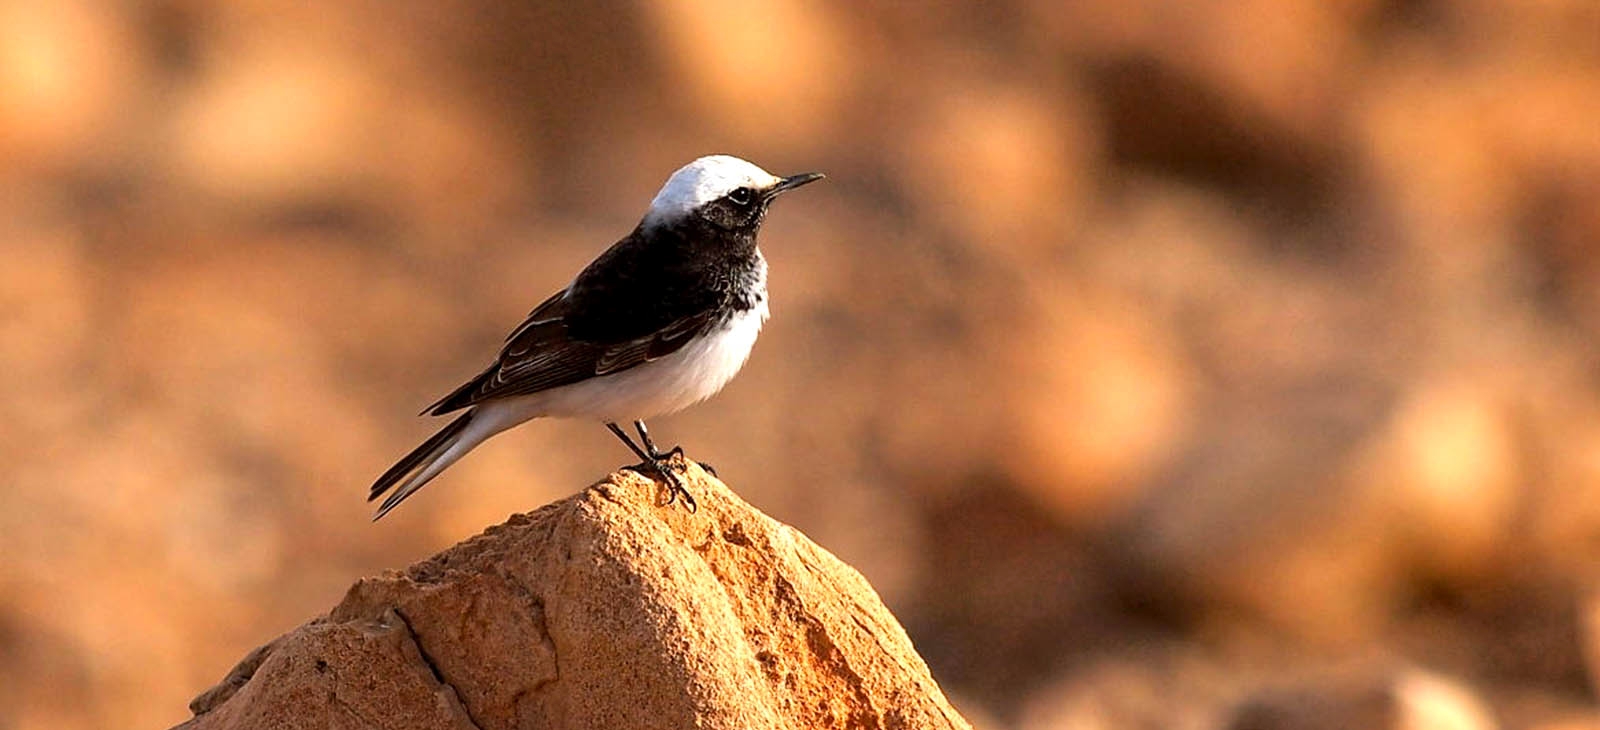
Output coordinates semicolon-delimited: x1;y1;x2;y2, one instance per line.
369;155;823;519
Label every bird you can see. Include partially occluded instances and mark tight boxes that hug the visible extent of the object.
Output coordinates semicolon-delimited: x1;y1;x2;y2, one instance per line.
368;155;824;520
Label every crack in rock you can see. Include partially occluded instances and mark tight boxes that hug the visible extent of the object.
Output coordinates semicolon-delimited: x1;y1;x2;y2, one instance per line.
391;608;486;730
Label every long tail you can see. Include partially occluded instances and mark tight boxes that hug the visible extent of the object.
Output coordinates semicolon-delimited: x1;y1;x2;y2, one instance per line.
369;411;486;520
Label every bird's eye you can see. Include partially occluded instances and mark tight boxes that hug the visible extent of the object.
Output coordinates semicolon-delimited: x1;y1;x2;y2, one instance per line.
727;187;753;205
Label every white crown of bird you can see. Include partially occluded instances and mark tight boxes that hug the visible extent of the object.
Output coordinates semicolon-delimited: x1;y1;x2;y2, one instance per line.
647;155;781;222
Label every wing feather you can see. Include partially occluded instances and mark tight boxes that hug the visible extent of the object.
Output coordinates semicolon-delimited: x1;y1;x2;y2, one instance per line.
424;292;718;416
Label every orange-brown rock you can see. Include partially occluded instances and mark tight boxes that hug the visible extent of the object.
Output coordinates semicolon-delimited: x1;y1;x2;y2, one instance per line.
174;464;971;730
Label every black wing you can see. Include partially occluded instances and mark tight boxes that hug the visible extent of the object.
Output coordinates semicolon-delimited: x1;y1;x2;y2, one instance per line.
422;286;719;416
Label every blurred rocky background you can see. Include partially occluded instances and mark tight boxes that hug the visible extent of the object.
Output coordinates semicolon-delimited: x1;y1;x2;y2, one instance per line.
2;0;1598;728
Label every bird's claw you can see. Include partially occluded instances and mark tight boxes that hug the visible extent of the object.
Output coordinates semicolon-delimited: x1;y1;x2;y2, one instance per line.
653;444;715;477
661;472;698;513
628;452;698;513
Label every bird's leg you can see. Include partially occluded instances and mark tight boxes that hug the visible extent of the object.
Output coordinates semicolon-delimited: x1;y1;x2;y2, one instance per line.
606;422;651;462
632;419;679;460
608;421;697;512
634;419;716;477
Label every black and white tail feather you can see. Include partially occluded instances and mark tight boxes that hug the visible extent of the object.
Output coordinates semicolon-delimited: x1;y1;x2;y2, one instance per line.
368;412;475;518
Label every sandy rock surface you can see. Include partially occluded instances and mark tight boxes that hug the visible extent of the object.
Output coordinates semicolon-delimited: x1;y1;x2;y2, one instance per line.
175;464;971;730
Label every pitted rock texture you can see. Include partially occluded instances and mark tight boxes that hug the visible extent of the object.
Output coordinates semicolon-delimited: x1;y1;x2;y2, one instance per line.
175;465;972;730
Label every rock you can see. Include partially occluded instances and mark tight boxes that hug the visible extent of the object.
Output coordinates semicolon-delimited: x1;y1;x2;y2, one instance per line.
173;464;971;730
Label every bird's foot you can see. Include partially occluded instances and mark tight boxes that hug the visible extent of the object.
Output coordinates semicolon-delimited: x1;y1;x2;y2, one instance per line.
626;451;697;513
647;444;716;477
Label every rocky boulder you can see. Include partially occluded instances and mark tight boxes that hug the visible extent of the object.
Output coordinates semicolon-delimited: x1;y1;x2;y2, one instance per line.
175;463;971;730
